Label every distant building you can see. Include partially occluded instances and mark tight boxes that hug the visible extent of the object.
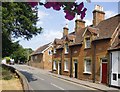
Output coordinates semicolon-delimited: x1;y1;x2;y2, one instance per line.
30;42;53;70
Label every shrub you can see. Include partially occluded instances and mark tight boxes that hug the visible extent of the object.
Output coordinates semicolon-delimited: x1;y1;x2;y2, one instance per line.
5;57;11;64
2;67;13;80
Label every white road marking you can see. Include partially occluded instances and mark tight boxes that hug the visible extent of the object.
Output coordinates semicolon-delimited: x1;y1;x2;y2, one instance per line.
50;83;64;90
50;75;96;90
34;75;44;80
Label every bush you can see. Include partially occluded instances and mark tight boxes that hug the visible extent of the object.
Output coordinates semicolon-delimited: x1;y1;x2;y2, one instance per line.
5;57;11;64
2;67;13;80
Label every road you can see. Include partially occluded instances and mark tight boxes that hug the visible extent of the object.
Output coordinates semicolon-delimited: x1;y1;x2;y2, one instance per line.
11;64;100;91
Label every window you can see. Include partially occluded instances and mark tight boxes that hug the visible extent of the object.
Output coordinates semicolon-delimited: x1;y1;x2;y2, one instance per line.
85;37;91;48
53;49;56;54
48;50;52;55
53;61;56;70
113;73;117;81
65;43;69;54
64;60;69;71
84;59;91;73
118;74;120;79
35;56;37;60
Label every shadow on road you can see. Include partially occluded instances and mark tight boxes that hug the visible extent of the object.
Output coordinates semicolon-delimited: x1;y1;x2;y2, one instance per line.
19;70;37;82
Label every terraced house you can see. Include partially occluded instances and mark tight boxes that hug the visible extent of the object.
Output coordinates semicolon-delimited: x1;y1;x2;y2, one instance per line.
52;5;120;85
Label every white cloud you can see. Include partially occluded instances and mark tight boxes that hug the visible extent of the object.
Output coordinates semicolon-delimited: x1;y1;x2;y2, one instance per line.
84;19;92;26
19;29;62;50
37;10;49;19
105;11;117;19
42;30;62;42
36;10;49;27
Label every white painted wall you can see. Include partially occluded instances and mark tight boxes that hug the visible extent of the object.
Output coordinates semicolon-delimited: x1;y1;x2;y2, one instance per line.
118;51;120;86
111;51;120;87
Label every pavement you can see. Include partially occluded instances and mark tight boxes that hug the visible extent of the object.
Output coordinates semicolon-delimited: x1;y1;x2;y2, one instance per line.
48;72;120;92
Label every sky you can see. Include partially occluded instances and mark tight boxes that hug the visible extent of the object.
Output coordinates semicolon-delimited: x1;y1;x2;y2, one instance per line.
16;1;119;50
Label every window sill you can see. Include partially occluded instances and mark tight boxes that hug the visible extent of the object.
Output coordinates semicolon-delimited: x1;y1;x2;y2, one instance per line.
64;52;69;55
53;69;57;71
84;47;91;50
64;70;69;72
83;72;92;75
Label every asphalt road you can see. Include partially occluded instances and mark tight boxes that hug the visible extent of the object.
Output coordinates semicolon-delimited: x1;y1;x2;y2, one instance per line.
11;64;100;91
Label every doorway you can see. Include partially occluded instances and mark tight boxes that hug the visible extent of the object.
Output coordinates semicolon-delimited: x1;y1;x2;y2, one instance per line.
101;59;108;84
73;59;78;78
58;61;61;75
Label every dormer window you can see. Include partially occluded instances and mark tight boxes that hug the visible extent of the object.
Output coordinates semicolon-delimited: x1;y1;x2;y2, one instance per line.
85;37;91;48
65;43;69;54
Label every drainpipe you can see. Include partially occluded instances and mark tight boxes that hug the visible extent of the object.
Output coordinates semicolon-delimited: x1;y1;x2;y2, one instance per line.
93;41;96;83
70;47;73;77
109;52;112;87
60;51;62;75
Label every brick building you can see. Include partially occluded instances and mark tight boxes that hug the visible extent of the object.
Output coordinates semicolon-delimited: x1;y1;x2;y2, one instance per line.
52;5;120;85
30;42;53;70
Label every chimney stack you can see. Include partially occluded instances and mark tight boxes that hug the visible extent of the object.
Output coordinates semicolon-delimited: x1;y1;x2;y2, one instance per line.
93;5;105;26
63;24;69;37
75;15;85;34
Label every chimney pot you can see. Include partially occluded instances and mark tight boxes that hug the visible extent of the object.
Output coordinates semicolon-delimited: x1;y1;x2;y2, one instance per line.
63;24;69;37
93;5;105;26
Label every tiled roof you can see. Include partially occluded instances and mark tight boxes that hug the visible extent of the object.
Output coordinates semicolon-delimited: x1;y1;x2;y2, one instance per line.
54;38;63;45
55;14;120;49
31;42;52;56
95;14;120;39
75;14;120;44
75;28;86;44
87;27;99;35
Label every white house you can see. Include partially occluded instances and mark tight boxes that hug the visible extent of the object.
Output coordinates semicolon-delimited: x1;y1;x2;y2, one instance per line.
109;43;120;88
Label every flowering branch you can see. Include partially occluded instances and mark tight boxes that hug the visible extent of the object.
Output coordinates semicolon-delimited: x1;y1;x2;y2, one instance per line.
28;0;87;20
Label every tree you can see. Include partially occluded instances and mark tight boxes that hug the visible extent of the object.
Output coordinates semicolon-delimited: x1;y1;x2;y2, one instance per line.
2;2;41;57
2;2;42;40
10;44;33;63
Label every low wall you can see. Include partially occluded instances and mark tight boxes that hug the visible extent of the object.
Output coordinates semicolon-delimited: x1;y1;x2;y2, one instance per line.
2;64;33;92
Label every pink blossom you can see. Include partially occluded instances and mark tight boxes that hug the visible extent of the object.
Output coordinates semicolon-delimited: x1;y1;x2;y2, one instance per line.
28;2;38;7
52;2;61;11
65;11;75;20
80;8;87;19
77;2;84;14
44;2;53;9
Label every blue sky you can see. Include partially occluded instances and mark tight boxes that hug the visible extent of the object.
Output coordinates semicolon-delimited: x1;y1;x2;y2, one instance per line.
17;1;119;50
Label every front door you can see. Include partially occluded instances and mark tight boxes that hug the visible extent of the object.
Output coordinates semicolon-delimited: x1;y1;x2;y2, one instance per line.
101;59;107;84
58;62;61;75
73;60;78;78
75;62;78;78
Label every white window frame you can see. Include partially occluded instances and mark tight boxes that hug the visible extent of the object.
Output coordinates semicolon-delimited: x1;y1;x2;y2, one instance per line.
65;43;69;54
84;59;91;74
53;61;56;70
85;37;91;48
48;50;52;55
64;60;69;71
53;49;56;54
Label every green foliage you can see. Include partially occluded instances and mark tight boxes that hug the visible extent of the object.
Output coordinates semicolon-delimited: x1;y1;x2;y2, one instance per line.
9;42;33;63
2;2;42;40
5;57;11;64
2;67;13;80
2;2;40;58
